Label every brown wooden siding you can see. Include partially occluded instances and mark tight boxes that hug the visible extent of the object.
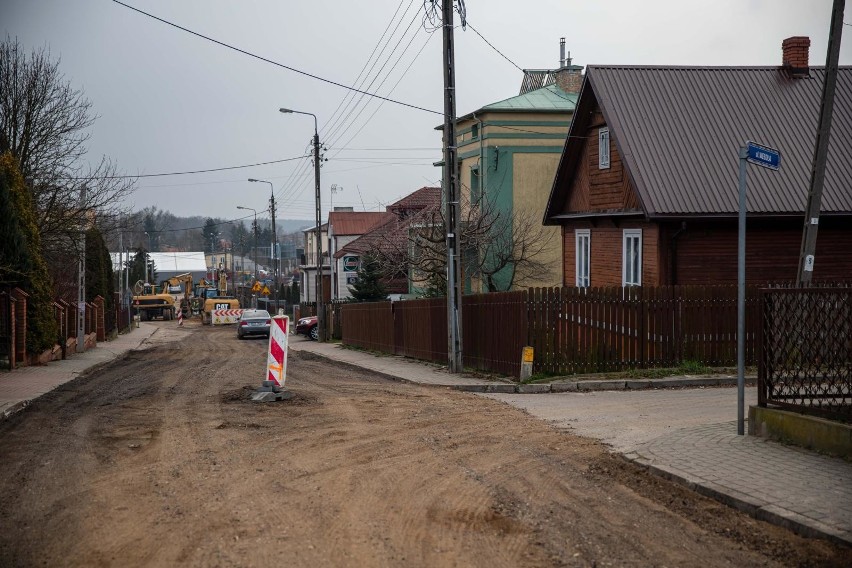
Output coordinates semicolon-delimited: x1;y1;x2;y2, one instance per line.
566;142;591;211
560;106;641;216
672;220;852;284
562;221;661;287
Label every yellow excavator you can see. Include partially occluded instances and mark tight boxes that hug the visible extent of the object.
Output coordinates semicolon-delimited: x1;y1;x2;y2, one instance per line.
131;280;176;321
196;270;240;324
161;273;195;318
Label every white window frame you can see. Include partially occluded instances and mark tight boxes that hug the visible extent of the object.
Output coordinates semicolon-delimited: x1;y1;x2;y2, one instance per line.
622;229;642;287
575;229;590;288
598;127;610;169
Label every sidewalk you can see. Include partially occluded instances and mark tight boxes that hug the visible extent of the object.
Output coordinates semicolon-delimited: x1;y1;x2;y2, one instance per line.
0;323;160;419
2;330;849;546
290;337;852;547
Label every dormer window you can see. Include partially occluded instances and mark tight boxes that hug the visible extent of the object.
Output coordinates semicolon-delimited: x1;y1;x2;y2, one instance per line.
598;127;610;169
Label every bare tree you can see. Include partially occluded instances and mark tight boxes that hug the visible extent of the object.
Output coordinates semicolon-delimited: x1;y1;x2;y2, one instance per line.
0;36;134;267
370;194;556;295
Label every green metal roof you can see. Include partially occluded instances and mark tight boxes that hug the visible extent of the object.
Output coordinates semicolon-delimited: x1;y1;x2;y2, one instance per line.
481;84;577;112
440;84;578;129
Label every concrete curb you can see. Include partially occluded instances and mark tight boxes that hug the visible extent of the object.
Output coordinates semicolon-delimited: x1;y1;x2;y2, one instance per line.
623;454;852;547
292;348;755;394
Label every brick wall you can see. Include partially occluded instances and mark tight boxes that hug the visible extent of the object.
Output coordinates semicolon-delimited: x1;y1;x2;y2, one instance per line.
554;68;583;94
562;221;660;287
782;36;810;75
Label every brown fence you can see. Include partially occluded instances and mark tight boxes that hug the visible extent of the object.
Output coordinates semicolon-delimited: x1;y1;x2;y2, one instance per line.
342;285;763;377
0;288;13;370
758;287;851;421
341;301;394;352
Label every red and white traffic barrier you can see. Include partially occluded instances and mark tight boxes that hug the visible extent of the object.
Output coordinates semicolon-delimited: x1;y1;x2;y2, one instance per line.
266;316;289;387
177;309;183;326
212;308;244;325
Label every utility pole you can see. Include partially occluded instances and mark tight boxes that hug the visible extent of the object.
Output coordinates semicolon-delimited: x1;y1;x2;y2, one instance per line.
77;185;87;352
442;0;463;372
313;126;324;340
270;192;278;310
278;108;322;338
249;179;278;311
796;0;845;285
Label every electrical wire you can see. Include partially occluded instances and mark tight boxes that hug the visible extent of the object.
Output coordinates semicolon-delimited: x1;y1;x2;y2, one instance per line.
321;0;417;139
111;0;442;115
465;22;523;72
324;11;429;150
275;4;428;207
65;154;310;180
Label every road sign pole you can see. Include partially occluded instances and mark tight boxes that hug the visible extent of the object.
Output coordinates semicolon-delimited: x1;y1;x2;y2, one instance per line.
737;146;748;436
738;141;780;436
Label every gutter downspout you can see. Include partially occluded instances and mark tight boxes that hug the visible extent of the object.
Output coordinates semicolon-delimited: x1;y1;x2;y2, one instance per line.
670;221;687;285
473;112;485;204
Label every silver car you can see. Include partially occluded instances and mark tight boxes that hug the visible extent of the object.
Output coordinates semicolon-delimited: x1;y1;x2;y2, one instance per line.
236;309;271;339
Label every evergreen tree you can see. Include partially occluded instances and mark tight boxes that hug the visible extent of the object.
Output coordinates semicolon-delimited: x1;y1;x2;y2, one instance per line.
85;226;115;312
203;218;218;253
0;157;28;285
128;248;148;286
348;253;387;302
0;153;58;352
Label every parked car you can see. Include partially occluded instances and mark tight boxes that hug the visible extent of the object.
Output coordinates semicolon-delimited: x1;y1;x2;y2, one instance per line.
237;309;271;339
295;316;318;340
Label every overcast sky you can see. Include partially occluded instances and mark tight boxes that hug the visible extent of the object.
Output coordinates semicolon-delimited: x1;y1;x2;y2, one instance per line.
5;0;851;223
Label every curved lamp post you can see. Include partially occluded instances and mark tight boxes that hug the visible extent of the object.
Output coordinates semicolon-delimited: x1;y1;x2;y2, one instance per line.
279;107;324;341
237;205;258;307
248;178;278;311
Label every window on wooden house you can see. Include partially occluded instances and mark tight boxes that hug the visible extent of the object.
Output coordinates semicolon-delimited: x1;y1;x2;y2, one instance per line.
598;127;610;169
471;123;479;139
575;229;590;287
622;229;642;286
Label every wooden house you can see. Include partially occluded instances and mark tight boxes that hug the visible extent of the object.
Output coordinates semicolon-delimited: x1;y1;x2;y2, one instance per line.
543;37;852;287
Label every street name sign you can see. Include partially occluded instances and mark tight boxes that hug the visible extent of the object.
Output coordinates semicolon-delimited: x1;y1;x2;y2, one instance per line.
746;141;780;170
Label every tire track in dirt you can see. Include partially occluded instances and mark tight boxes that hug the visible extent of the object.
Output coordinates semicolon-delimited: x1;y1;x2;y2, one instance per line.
1;323;849;567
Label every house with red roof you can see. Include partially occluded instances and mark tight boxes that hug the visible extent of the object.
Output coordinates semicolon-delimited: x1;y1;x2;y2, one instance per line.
334;187;441;299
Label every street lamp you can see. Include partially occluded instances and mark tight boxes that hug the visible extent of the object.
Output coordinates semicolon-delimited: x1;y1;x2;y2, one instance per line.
237;205;258;308
248;178;278;312
279;107;324;341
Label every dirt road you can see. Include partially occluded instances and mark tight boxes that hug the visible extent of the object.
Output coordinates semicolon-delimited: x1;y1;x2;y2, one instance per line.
0;322;847;567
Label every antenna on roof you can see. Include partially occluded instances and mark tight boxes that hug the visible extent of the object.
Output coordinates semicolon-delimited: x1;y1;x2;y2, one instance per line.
356;185;367;211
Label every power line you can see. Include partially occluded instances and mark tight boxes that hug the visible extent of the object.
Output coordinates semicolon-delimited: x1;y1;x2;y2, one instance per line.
66;154;310;180
465;22;523;72
329;28;437;156
111;0;442;116
321;0;417;139
324;6;426;148
327;146;440;151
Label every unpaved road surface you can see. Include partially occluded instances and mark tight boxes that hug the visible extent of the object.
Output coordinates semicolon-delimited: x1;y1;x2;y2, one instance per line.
0;322;848;567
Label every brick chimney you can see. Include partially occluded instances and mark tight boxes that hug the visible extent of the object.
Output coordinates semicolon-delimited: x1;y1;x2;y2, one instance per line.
782;36;810;77
554;38;584;94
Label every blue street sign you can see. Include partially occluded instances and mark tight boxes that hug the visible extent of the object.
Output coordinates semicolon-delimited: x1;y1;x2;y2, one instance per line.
746;141;781;170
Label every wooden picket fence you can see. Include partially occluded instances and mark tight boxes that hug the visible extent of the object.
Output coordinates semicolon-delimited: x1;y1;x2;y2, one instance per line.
340;285;762;378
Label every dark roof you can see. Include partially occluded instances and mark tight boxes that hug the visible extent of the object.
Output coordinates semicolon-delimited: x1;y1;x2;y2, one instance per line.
335;188;442;259
545;65;852;221
327;211;387;236
387;186;441;214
